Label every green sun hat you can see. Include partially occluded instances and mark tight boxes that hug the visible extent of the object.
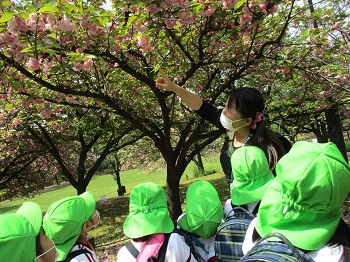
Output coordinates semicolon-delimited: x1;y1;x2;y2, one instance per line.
255;141;350;251
123;182;174;238
0;202;42;262
43;191;96;261
230;146;274;205
177;180;224;238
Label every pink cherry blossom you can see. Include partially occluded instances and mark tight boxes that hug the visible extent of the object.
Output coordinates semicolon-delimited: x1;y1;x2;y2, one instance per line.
12;119;23;127
281;68;290;74
42;14;54;30
134;23;147;32
5;135;13;142
41;110;52;119
0;33;18;45
178;10;194;23
7;15;28;34
145;4;160;14
165;19;176;29
239;14;253;24
260;3;267;13
330;22;340;30
267;5;278;14
57;15;77;33
174;76;181;82
80;20;90;29
73;61;83;71
204;6;216;17
138;35;152;52
82;59;93;70
1;78;9;85
222;0;238;10
249;2;259;8
21;101;30;107
27;58;41;71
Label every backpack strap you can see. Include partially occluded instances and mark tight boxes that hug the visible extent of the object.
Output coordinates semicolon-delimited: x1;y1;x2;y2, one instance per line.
246;232;308;261
174;228;201;261
191;234;208;254
251;201;261;215
66;249;92;262
125;242;140;259
147;233;171;262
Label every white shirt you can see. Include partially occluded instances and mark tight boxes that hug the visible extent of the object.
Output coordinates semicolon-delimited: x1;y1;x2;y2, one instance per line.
69;242;99;262
224;199;260;217
192;235;216;262
242;218;346;262
117;233;198;262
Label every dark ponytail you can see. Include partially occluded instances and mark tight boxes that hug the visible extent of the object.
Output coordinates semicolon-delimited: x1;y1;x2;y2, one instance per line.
228;88;285;171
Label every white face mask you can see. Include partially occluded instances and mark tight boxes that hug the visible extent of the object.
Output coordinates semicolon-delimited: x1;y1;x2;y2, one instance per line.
220;112;245;133
36;239;59;262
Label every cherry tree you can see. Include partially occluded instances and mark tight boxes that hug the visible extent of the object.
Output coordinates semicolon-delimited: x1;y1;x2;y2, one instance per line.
234;0;349;158
1;0;347;218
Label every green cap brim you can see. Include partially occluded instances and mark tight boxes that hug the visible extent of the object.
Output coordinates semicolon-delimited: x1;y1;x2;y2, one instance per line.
255;178;341;250
16;202;42;234
44;192;96;261
231;172;274;205
177;213;190;231
123;208;174;238
0;202;42;262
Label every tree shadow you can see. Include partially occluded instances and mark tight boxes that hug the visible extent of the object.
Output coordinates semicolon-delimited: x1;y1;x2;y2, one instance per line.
0;203;23;214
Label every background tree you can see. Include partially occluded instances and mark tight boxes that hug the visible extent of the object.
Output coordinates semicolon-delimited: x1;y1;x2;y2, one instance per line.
1;0;348;219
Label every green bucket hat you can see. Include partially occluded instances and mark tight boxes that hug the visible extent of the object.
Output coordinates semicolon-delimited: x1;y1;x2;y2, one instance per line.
0;202;42;262
177;180;224;238
255;141;350;251
123;182;174;238
230;146;274;205
43;191;96;261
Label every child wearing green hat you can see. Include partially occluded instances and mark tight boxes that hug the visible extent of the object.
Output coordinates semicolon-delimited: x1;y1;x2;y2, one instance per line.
224;146;275;216
43;191;100;262
117;182;198;262
242;141;350;261
0;201;58;262
177;180;224;262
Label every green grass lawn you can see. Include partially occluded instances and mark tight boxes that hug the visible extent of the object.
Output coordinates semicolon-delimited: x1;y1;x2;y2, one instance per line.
0;154;222;214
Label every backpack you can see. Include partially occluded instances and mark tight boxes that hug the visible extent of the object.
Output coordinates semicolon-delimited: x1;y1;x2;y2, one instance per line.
64;249;92;262
174;228;202;261
215;206;256;262
239;232;315;262
125;233;171;262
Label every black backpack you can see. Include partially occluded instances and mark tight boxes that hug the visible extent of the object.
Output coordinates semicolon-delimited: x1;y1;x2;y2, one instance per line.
239;232;315;262
125;233;171;262
215;206;257;262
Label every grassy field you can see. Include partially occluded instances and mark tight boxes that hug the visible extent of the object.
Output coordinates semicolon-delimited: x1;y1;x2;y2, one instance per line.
0;155;222;214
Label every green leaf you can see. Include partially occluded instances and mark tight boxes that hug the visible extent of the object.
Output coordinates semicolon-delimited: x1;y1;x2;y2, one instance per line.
0;12;15;23
37;4;59;13
50;65;62;73
20;46;35;53
300;28;310;39
45;49;57;55
1;1;11;6
234;0;246;10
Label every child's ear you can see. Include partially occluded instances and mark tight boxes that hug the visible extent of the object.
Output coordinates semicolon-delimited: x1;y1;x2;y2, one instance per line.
83;221;93;232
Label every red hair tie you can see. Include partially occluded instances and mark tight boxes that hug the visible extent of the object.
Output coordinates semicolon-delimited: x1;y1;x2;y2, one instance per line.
251;112;263;129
